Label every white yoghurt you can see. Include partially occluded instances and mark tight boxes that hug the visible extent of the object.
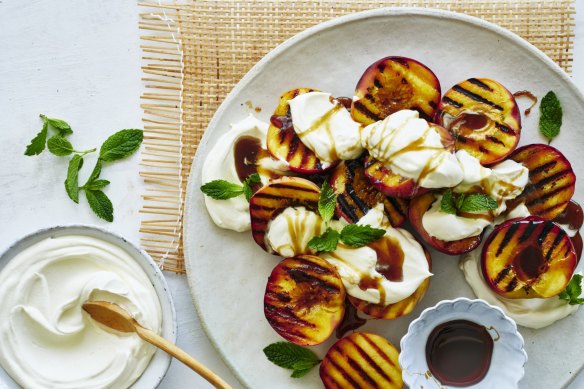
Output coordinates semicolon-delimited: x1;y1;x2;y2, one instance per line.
460;244;580;329
422;151;529;241
0;235;162;389
202;114;285;232
288;92;364;163
361;110;463;188
322;205;432;305
422;194;493;241
265;207;327;257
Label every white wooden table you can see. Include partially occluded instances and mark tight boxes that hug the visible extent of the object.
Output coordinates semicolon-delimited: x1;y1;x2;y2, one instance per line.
0;1;583;388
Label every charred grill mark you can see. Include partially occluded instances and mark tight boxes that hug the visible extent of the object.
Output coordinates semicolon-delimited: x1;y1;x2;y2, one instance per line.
249;204;276;211
286;268;341;294
346;357;378;386
479;145;490;154
377;63;386;72
361;334;394;366
495;122;515;135
530;169;571;189
429;100;437;109
506;276;518;292
295;260;336;275
467;78;494;91
456;135;468;143
251;193;287;200
338;195;359;223
537;221;555;245
530;160;557;175
365;93;375;103
385;196;407;219
373;78;383;88
266;291;292;303
328;356;360;388
486;135;505;146
443;96;463;108
526;184;573;207
546;230;566;261
452;85;504;110
300;148;310;167
346;183;371;215
519;221;538;242
495;266;511;284
287;136;300;159
401;77;408;85
497;223;520;256
353;100;382;122
264;304;315;328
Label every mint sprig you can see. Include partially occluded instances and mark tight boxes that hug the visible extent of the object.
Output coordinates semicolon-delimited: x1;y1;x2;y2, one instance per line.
308;224;385;253
201;173;261;202
318;181;337;223
440;189;498;214
24;114;143;222
559;274;584;305
263;342;321;378
539;91;562;143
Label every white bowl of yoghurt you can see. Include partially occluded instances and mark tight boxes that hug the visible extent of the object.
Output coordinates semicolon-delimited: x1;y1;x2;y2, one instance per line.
0;225;176;389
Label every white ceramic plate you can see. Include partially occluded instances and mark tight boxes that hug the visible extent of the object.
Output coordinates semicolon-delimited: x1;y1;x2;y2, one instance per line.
184;8;584;389
0;225;177;389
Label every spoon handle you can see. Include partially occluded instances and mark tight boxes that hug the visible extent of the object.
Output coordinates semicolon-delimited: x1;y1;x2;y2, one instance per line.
135;325;233;389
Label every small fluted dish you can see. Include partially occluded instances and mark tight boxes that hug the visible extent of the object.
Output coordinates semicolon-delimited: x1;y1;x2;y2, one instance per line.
399;297;527;389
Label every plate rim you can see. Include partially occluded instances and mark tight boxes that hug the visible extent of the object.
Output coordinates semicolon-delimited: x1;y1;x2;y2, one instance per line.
183;7;584;388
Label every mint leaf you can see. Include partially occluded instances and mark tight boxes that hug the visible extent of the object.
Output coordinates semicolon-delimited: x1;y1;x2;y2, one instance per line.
85;189;114;222
86;159;102;184
263;342;321;377
24;122;48;156
43;115;73;136
340;224;386;247
99;129;143;162
440;189;457;214
65;154;84;203
539;91;562;143
318;181;337;223
85;179;110;190
307;228;340;252
559;274;584;305
242;173;261;201
458;193;498;213
455;192;466;210
201;180;243;200
47;135;74;156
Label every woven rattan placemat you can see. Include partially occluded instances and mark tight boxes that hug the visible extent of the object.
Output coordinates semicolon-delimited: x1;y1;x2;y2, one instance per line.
138;0;575;272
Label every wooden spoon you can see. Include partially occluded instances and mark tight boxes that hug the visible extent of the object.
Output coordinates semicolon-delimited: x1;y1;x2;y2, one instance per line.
83;301;232;389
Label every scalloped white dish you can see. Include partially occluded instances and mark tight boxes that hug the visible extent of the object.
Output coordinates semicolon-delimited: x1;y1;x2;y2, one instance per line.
184;8;584;389
400;298;527;388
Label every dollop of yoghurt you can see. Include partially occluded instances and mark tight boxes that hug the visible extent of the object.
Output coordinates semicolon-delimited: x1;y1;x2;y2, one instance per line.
288;92;364;163
202;114;287;232
361;110;463;188
0;235;162;389
322;204;432;306
460;242;580;329
266;207;327;257
422;150;529;241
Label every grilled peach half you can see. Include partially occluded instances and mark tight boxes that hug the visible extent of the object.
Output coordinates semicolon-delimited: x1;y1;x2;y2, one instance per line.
363;123;455;198
352;56;441;125
328;159;408;227
481;216;577;298
264;255;346;346
250;177;320;253
437;78;521;165
320;332;402;389
267;88;335;174
507;144;576;220
349;245;431;319
409;192;483;255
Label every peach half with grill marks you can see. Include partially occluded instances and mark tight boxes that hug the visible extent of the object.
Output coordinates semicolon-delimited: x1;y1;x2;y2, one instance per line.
437;78;521;165
481;216;577;299
328;159;408;227
320;332;402;389
352;56;441;125
264;255;346;346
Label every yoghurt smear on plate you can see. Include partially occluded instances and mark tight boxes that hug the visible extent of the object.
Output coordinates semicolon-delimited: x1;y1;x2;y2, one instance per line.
0;235;162;389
